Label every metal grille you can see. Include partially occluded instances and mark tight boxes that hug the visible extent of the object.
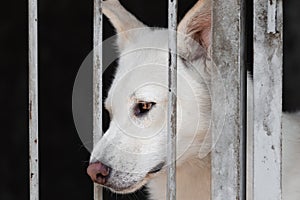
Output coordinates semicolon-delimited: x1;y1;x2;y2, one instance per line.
29;0;39;199
28;0;283;199
93;0;103;199
252;0;283;199
167;0;178;199
211;0;247;198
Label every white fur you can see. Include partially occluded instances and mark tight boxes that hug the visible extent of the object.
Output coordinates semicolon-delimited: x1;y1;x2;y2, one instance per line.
90;0;300;199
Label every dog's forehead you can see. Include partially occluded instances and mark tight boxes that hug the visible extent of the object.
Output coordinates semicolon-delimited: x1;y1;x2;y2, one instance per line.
117;29;169;69
105;64;169;111
119;51;167;72
133;84;167;101
104;29;182;110
106;65;168;106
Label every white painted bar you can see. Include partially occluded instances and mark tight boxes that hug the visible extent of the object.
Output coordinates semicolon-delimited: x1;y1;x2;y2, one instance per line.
267;0;277;34
93;0;103;199
167;0;178;199
252;0;283;199
29;0;39;199
211;0;246;199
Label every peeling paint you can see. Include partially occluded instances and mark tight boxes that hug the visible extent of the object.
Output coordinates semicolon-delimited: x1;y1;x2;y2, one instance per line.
29;101;32;120
252;0;283;199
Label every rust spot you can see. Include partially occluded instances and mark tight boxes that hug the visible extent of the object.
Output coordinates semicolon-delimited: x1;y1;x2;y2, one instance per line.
34;139;37;144
168;51;172;67
29;101;32;120
271;145;275;150
263;119;271;136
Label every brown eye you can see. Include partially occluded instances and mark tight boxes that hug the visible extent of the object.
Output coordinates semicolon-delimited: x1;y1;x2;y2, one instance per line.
134;101;156;117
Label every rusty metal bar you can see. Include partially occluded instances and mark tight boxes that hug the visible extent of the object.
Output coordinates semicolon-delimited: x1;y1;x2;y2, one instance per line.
93;0;103;199
167;0;178;199
29;0;39;199
211;0;246;199
252;0;283;199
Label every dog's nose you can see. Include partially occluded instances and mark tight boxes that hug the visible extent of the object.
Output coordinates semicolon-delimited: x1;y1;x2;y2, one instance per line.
87;162;111;185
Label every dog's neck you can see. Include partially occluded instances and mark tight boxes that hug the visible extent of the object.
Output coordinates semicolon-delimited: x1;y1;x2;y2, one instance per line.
147;155;211;200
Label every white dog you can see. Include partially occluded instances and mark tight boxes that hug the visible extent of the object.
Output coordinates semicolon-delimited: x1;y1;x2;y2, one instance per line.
87;0;300;199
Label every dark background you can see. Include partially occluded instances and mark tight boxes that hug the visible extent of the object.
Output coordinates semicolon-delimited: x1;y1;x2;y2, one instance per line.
1;0;299;200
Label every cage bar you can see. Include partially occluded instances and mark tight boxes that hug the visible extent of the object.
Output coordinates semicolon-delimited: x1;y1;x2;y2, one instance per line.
29;0;39;199
267;0;277;34
167;0;178;199
93;0;103;199
252;0;283;199
211;0;246;199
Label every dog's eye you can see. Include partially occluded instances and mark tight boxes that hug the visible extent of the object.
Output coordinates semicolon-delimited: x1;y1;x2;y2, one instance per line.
134;101;156;116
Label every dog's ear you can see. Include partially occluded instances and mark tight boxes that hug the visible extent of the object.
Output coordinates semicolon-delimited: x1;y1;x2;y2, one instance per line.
178;0;211;60
102;0;148;50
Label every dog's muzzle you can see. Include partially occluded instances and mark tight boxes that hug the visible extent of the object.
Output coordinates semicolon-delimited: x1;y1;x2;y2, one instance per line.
148;162;165;174
87;161;165;193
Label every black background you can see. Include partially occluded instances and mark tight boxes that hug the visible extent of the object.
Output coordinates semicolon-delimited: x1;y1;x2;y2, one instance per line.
1;0;299;200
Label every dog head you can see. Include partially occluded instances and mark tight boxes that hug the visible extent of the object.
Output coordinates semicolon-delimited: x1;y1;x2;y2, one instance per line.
88;0;212;193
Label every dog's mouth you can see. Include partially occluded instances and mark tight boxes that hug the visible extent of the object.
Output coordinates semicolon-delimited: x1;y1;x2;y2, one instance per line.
106;162;165;194
105;181;147;194
147;162;165;174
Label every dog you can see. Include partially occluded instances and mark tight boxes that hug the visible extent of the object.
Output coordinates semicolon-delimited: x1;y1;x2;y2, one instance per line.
87;0;300;199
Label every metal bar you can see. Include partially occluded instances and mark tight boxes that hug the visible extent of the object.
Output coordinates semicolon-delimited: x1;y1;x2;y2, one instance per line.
252;0;283;199
211;0;246;199
93;0;103;199
29;0;39;199
267;0;277;34
239;0;248;199
167;0;178;199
